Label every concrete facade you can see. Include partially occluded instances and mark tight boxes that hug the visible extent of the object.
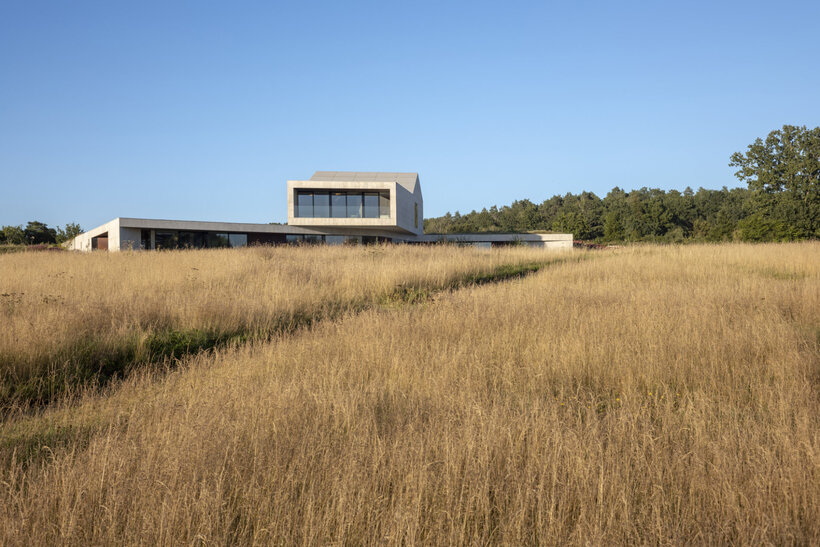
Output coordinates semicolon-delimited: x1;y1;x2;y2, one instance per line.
287;171;423;236
416;233;573;248
67;171;572;251
66;218;140;252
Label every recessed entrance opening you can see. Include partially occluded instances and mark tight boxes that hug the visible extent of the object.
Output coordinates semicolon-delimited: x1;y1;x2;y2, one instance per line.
91;232;109;250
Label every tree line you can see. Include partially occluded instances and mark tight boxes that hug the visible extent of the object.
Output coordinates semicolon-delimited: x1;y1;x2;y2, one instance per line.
425;125;819;242
0;221;82;246
2;126;816;246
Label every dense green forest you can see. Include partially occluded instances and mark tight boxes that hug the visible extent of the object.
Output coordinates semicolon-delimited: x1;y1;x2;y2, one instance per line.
425;125;819;242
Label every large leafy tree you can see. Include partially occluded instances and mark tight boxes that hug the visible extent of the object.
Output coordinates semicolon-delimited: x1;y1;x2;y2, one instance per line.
23;221;57;244
1;225;26;245
426;125;818;242
729;125;820;238
56;223;83;243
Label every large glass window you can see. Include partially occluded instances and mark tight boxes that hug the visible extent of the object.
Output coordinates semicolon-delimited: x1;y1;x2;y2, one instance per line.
208;233;230;248
138;231;247;250
379;192;390;218
286;234;387;246
178;232;207;249
313;192;330;217
178;232;194;248
155;232;177;250
140;229;152;250
229;234;248;248
295;190;392;219
347;193;362;218
193;232;207;248
296;192;313;217
363;193;379;218
287;234;325;245
331;193;346;218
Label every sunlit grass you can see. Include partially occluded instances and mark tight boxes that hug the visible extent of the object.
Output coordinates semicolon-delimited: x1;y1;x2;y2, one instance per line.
0;243;817;544
0;244;567;407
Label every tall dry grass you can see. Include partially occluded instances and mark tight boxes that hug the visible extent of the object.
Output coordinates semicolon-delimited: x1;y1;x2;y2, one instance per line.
0;244;563;405
0;243;818;544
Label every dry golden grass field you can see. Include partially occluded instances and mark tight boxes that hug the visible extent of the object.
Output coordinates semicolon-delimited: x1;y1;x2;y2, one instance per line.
0;243;818;544
0;245;562;407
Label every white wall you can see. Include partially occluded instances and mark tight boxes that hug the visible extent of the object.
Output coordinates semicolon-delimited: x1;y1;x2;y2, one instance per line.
286;180;421;235
66;218;121;252
393;183;423;236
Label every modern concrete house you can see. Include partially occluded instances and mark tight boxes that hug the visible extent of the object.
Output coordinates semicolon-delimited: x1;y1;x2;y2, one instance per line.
288;171;424;237
67;171;572;251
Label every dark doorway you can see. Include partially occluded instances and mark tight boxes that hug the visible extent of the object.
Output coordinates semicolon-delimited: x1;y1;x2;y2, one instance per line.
91;233;109;250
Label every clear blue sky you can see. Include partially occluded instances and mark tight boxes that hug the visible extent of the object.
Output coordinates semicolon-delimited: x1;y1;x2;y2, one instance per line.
1;0;818;229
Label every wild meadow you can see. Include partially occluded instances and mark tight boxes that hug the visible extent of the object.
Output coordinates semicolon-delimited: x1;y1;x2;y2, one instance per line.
0;243;817;544
0;245;562;407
